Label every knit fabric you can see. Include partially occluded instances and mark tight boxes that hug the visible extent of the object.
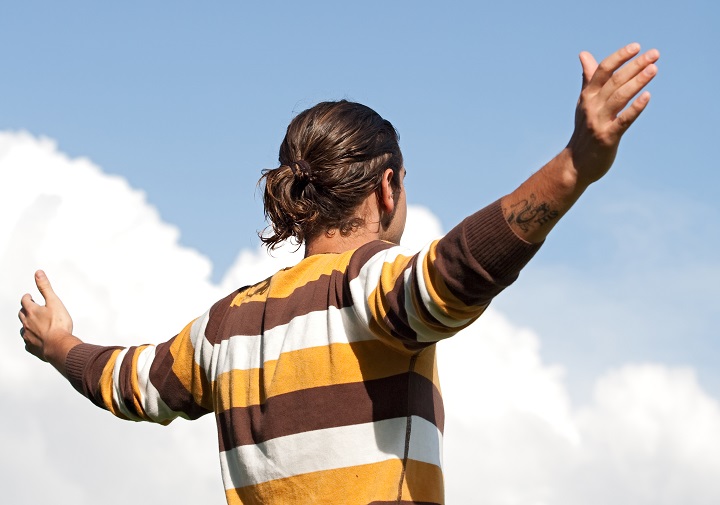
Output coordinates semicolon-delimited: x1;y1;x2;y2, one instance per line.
65;200;541;504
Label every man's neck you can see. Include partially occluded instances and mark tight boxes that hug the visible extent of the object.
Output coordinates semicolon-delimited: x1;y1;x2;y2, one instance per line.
304;227;381;257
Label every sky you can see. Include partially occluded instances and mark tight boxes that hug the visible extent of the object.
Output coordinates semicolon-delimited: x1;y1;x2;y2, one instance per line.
1;1;719;503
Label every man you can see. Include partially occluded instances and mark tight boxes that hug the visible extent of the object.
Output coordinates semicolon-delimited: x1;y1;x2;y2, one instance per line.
19;43;658;504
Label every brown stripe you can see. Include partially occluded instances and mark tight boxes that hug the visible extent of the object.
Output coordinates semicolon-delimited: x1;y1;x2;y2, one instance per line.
147;338;212;420
214;241;404;342
434;200;541;307
377;255;420;344
216;371;444;451
205;289;244;344
346;240;398;282
263;269;354;330
215;270;355;341
433;220;503;307
118;346;144;418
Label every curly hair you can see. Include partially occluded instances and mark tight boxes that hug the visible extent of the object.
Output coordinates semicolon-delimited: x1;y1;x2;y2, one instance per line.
259;100;403;250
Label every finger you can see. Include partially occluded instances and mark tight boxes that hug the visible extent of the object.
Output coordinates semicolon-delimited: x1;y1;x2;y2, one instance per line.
599;48;660;101
585;43;641;93
606;62;658;117
34;270;57;305
613;91;652;134
579;51;598;90
20;293;35;311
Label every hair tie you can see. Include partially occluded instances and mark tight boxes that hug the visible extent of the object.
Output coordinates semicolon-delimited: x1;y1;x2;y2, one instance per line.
289;159;313;182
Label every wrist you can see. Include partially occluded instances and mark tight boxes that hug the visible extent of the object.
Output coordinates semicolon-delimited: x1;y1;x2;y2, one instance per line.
555;147;592;195
45;331;83;377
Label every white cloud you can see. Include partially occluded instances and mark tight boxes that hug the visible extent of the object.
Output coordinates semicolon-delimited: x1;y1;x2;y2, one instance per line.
2;131;719;504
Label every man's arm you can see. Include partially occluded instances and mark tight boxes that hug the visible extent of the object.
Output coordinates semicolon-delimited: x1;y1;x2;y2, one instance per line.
501;43;659;243
19;269;215;423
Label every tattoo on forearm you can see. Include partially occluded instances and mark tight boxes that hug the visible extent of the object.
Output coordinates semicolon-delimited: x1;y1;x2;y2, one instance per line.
506;194;560;232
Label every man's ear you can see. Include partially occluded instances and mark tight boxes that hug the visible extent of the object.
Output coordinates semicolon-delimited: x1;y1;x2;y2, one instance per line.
378;168;396;215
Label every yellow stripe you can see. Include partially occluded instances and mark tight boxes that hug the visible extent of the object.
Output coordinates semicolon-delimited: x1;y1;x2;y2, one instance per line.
231;277;272;307
225;459;443;505
270;251;352;298
99;348;128;419
168;319;213;410
414;346;441;392
401;459;445;503
231;251;354;307
423;241;487;321
215;339;435;411
129;344;152;421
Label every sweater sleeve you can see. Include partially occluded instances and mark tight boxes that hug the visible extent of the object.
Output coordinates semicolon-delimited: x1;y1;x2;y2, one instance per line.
63;292;236;423
349;199;541;349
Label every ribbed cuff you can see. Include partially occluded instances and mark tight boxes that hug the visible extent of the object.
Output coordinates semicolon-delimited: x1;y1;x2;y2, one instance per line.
462;199;543;280
65;343;108;394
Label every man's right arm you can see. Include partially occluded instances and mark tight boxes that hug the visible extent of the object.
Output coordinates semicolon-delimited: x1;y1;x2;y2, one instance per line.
19;269;219;423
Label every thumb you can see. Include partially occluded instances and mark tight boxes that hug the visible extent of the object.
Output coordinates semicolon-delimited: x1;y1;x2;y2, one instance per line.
35;270;58;305
579;51;598;90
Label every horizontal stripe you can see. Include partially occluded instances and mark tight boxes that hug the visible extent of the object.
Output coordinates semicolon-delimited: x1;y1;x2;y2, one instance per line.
346;240;398;282
415;242;475;331
351;245;409;327
399;459;445;504
119;345;153;421
167;319;213;409
148;338;212;420
225;459;443;505
216;372;444;451
407;266;469;343
212;306;376;376
224;272;354;337
255;250;354;300
136;345;183;422
219;416;443;489
101;348;126;419
366;251;415;336
111;348;140;420
423;241;487;321
215;339;435;410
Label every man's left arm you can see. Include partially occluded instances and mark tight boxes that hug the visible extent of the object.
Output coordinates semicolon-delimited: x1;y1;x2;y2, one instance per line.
501;43;659;243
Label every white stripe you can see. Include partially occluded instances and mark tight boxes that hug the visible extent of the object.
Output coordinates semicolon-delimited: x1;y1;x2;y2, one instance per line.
212;306;375;376
411;243;474;342
190;311;214;377
135;345;185;422
218;416;443;489
349;245;410;327
110;348;143;421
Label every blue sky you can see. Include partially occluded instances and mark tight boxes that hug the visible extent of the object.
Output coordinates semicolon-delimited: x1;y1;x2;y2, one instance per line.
2;1;716;271
3;0;717;391
1;1;719;502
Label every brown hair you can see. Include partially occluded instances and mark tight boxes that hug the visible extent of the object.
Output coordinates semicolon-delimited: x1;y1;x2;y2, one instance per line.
259;100;403;249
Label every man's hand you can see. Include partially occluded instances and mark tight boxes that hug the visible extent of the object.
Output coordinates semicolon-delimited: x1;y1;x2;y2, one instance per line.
501;42;659;243
568;43;659;185
18;270;81;376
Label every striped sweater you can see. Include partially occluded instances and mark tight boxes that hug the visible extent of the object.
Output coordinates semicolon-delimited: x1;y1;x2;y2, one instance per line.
65;200;540;504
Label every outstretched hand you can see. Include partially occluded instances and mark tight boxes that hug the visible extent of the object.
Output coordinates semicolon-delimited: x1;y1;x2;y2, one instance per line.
568;43;659;185
18;270;79;374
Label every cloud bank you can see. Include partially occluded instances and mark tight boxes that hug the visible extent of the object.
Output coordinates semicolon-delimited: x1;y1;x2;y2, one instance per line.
1;132;718;504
